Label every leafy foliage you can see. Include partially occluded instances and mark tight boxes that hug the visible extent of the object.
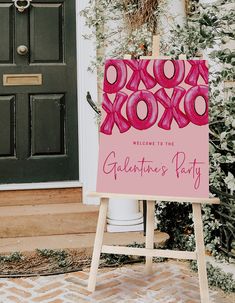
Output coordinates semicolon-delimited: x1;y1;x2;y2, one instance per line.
0;252;24;263
191;261;235;293
36;249;69;268
80;0;164;73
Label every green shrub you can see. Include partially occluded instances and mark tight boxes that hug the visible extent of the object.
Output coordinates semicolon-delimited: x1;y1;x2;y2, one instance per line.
191;261;235;293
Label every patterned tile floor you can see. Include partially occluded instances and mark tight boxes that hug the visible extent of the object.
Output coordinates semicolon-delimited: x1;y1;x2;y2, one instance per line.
0;260;234;303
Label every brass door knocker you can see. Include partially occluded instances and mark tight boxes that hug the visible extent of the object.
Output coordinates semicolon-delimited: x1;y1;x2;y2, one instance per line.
13;0;32;12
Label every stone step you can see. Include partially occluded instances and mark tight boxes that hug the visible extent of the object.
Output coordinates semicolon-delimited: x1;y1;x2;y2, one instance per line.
0;203;99;238
0;231;169;254
0;187;82;206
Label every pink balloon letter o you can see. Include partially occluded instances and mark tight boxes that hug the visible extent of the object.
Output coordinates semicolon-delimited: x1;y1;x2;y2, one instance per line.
104;60;127;93
184;85;208;126
153;60;185;88
126;90;158;130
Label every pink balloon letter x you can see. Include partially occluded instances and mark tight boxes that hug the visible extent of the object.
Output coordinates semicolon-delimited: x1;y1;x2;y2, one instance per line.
100;92;130;135
185;60;208;86
126;60;156;91
155;87;189;130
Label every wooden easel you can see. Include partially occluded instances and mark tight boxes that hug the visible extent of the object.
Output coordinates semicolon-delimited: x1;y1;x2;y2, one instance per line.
88;193;219;302
87;36;220;303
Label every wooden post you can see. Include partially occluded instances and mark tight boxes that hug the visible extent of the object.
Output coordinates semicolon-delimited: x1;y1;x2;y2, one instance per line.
152;35;160;57
179;54;187;60
192;203;210;303
145;200;155;274
88;198;109;292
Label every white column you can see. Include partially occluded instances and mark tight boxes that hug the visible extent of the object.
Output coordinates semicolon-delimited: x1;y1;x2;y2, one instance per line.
76;0;99;205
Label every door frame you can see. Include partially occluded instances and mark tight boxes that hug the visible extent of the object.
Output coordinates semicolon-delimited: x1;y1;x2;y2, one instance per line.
0;0;99;205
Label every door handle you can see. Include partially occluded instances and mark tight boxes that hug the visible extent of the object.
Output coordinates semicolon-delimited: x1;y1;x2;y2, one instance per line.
13;0;32;13
17;45;29;56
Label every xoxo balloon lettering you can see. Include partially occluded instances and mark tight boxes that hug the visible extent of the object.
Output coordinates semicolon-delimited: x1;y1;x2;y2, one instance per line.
100;86;208;134
104;59;208;91
101;59;209;135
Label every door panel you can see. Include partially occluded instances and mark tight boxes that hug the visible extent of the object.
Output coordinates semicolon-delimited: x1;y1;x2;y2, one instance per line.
30;4;63;63
0;96;15;157
31;94;65;156
0;4;14;63
0;0;78;184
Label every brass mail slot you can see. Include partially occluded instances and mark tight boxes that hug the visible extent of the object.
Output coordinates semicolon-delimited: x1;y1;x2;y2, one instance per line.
3;74;42;86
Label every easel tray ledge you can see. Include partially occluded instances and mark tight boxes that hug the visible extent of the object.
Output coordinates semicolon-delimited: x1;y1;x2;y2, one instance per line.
88;192;220;204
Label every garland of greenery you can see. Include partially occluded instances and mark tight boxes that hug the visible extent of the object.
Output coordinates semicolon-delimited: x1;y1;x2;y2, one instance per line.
81;0;234;259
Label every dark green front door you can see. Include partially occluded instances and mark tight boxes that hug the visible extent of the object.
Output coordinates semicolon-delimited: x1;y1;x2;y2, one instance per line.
0;0;79;183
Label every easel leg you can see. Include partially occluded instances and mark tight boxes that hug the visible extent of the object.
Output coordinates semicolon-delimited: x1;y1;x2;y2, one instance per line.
192;203;210;303
145;200;155;274
88;198;108;292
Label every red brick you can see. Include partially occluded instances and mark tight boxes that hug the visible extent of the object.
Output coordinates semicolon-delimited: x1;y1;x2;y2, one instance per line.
7;287;31;298
35;282;63;293
32;290;63;302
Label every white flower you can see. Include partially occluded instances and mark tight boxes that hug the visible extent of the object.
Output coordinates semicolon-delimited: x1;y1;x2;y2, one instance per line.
232;119;235;129
225;172;235;193
220;132;227;140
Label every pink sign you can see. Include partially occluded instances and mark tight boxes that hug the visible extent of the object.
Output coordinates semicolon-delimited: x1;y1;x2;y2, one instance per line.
97;59;209;198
